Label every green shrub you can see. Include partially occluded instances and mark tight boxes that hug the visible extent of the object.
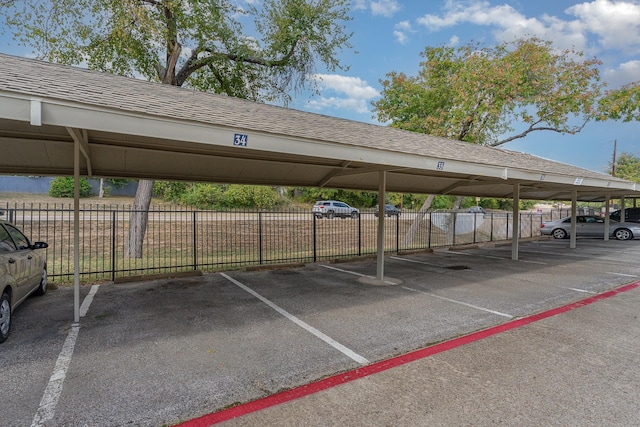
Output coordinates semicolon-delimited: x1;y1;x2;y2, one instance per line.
180;183;225;208
49;177;93;198
222;185;282;209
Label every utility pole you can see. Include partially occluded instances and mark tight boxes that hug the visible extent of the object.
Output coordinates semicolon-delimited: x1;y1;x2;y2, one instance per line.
611;139;617;176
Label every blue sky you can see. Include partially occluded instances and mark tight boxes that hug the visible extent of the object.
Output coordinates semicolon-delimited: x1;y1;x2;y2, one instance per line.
289;0;640;174
1;1;638;174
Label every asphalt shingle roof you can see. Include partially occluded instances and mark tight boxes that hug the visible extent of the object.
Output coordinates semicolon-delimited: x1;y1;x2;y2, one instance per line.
0;53;631;185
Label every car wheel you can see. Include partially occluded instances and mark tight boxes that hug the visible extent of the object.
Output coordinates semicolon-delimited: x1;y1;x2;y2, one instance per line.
34;265;48;296
326;211;335;219
0;292;10;344
614;228;633;240
552;228;567;239
351;211;359;219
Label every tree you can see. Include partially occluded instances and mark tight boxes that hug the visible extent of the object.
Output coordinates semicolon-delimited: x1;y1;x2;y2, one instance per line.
598;83;640;123
2;0;352;257
612;153;640;183
373;37;605;147
372;37;609;244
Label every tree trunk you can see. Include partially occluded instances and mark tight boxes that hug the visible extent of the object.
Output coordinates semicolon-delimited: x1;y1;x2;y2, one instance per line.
126;179;154;258
403;194;436;247
98;178;105;198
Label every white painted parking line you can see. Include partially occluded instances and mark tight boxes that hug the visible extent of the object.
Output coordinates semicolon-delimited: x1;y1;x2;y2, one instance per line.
320;264;399;285
32;285;100;427
607;272;640;278
448;251;547;265
401;286;514;319
79;285;99;318
220;273;370;365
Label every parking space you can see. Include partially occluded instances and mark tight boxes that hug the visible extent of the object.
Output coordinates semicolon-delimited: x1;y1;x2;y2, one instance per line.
2;239;640;426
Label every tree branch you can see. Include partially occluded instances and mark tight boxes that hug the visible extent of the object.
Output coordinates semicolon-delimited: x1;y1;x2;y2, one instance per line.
490;118;590;147
175;41;298;87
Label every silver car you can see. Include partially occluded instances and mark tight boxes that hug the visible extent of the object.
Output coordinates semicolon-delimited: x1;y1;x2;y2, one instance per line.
312;200;360;219
0;219;48;343
540;215;640;240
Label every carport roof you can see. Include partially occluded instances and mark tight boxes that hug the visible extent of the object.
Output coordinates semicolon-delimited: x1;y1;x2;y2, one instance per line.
0;53;637;202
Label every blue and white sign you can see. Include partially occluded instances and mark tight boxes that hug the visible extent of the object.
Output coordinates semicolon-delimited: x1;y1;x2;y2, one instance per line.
234;133;248;147
436;161;445;170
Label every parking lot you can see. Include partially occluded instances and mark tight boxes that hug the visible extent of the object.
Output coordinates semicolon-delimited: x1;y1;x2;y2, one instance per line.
3;238;640;426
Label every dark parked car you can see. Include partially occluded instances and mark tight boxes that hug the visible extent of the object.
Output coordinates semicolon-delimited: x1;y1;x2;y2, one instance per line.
374;204;401;217
610;207;640;223
0;219;48;343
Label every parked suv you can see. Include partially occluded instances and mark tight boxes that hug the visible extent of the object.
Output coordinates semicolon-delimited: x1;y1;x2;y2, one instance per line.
610;207;640;223
374;204;401;217
312;200;360;219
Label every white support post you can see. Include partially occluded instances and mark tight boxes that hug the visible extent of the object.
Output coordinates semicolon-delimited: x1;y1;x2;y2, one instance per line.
74;138;80;324
570;191;578;249
620;197;626;223
376;171;386;281
511;183;520;261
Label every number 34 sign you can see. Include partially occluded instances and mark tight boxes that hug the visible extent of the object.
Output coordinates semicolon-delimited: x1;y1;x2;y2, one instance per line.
234;133;248;147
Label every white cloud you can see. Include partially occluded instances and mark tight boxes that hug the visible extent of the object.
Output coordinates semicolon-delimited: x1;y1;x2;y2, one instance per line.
371;0;401;17
449;35;460;46
307;74;379;114
353;0;368;11
567;0;640;52
393;20;414;44
604;60;640;87
415;0;640;55
354;0;401;17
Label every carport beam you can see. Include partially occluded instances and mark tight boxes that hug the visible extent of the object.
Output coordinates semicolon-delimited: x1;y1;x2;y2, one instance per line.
376;171;386;281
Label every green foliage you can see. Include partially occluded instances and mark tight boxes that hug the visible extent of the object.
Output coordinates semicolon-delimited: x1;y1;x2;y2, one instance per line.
613;152;640;182
373;37;604;147
49;176;92;198
597;83;640;122
222;185;282;209
1;0;353;104
154;181;189;202
180;184;226;209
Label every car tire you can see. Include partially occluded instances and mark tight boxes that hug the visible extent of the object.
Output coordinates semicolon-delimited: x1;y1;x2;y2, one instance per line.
0;292;10;344
351;211;359;219
614;228;633;241
326;211;335;219
552;228;567;239
34;265;48;296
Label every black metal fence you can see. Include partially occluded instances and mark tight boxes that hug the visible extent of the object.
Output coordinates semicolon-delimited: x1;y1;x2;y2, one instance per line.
1;203;574;283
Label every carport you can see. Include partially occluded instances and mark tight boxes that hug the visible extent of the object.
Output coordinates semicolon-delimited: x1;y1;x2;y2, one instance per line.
1;53;639;324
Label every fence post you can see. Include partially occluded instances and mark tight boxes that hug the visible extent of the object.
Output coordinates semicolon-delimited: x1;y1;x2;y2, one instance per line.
506;213;510;239
473;213;477;244
428;212;432;249
395;214;399;253
259;212;263;265
490;213;494;241
313;214;317;262
111;210;116;282
452;212;456;246
358;213;362;257
193;211;197;270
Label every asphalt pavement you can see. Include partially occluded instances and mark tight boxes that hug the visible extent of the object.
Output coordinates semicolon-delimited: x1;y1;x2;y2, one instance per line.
2;238;640;426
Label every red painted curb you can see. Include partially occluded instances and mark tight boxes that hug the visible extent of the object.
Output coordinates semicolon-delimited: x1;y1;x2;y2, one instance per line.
175;281;640;427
